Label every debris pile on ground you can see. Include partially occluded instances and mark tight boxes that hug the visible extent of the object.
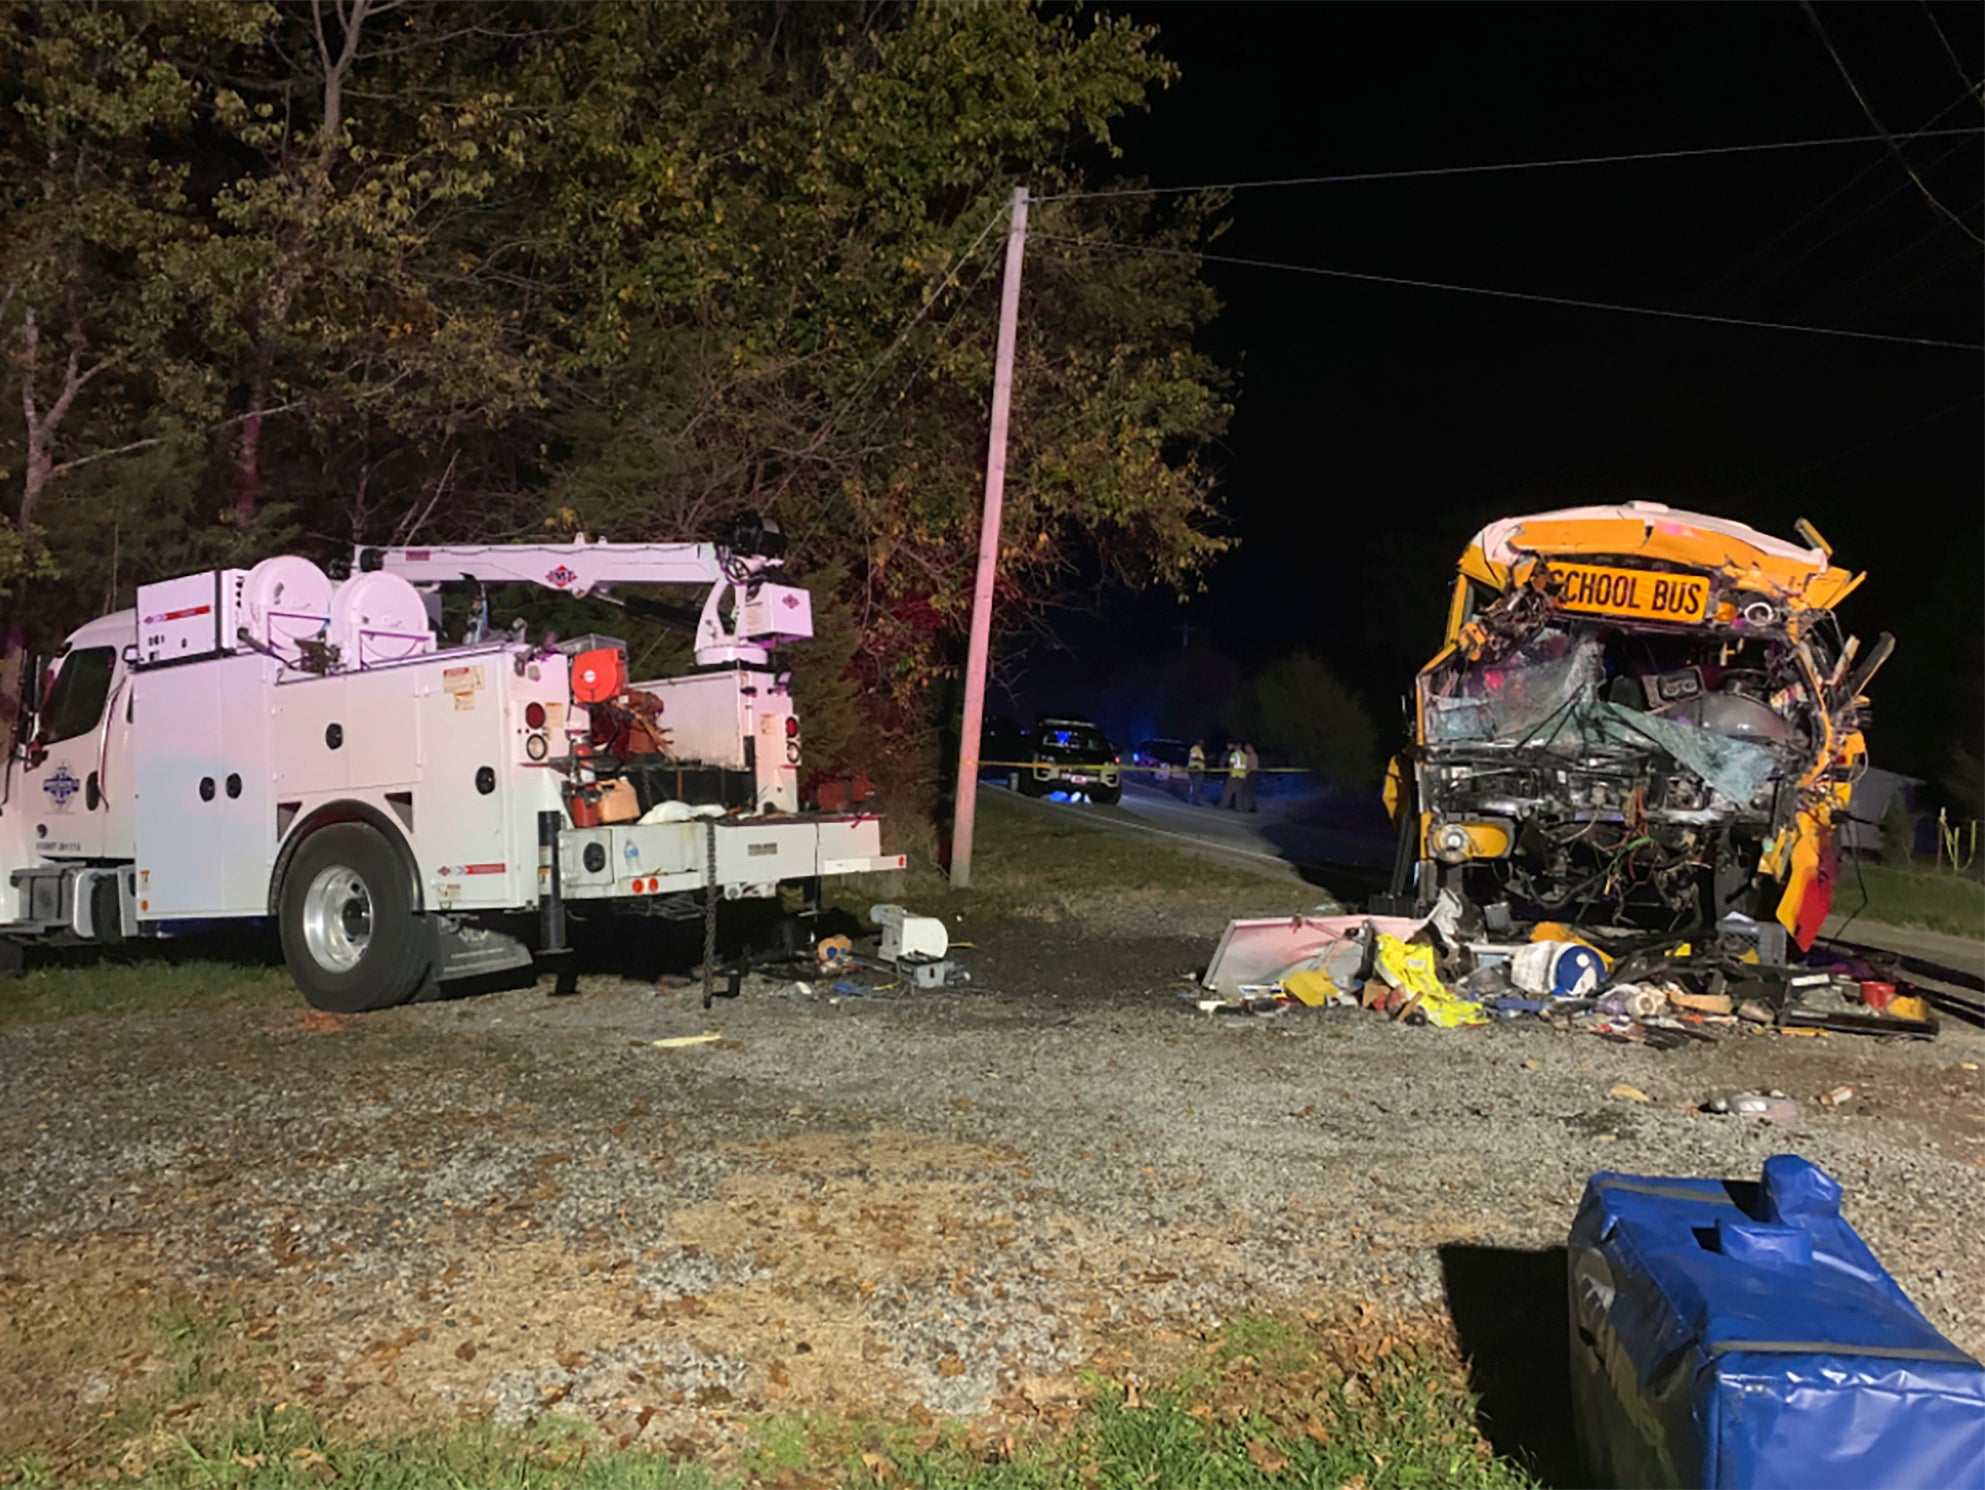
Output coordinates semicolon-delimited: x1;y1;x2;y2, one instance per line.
1194;901;1946;1044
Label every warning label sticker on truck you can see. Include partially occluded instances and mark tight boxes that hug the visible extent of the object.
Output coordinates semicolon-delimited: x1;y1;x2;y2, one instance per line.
443;665;484;710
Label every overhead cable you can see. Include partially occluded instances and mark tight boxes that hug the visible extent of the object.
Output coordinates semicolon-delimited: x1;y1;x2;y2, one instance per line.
1687;82;1983;311
1918;0;1984;103
1732;393;1984;500
1027;127;1985;204
1032;233;1985;351
1800;2;1985;246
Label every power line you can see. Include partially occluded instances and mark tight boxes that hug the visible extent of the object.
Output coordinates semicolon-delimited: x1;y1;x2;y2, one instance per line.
1027;127;1985;204
1801;1;1985;246
814;200;1007;440
1687;83;1983;312
1572;83;1983;422
1033;233;1985;351
1732;393;1984;501
850;218;1011;444
1919;0;1983;100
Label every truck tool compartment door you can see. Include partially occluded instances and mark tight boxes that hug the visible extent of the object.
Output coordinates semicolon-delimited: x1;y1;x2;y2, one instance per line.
133;655;273;918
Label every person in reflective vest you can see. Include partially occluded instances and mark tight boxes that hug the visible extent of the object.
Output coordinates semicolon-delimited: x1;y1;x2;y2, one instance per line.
1220;743;1247;810
1187;740;1207;804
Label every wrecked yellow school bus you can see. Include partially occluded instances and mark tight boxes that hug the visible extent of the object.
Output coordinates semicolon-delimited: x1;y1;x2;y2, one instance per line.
1385;502;1891;949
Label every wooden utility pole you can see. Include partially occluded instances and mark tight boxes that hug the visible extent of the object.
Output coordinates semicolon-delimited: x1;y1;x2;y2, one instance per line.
949;186;1029;889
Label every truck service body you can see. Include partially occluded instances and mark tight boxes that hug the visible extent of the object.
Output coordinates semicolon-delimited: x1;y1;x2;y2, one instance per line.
0;525;900;1009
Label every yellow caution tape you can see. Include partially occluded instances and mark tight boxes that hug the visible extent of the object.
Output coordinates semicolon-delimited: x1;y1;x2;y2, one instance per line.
972;759;1312;774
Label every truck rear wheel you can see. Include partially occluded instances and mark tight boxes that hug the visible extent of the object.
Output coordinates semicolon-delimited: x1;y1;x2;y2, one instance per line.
279;824;430;1012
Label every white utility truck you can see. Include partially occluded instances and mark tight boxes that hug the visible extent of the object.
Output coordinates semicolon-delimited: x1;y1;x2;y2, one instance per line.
0;516;901;1010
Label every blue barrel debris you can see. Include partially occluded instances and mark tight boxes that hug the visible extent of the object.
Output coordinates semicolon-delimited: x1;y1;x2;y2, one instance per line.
1568;1153;1985;1489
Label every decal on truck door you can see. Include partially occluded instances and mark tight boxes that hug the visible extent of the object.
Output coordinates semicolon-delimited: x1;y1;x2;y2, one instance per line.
42;764;81;809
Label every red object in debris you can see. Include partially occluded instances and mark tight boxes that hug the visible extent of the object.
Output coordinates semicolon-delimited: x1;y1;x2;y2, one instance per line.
566;786;603;828
1859;981;1896;1013
1788;836;1838;951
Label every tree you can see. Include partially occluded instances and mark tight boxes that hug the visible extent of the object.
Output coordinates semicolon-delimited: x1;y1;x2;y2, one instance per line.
164;0;550;540
508;2;1231;780
0;1;1236;806
0;1;282;704
1233;652;1381;794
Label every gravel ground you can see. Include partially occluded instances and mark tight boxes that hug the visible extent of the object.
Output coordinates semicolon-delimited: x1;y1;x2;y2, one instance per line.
2;888;1982;1457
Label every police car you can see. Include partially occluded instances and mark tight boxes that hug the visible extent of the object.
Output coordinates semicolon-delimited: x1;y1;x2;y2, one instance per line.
1016;717;1121;805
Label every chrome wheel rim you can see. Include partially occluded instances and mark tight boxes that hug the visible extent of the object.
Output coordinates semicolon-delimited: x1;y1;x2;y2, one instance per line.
302;865;373;973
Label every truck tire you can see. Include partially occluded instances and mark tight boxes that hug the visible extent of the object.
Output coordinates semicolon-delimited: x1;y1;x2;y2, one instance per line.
278;824;430;1012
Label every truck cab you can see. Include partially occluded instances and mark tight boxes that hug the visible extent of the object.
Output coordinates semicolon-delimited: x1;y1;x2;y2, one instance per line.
0;612;139;930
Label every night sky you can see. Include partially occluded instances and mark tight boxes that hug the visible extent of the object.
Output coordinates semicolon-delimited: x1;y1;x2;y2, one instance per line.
1006;3;1983;790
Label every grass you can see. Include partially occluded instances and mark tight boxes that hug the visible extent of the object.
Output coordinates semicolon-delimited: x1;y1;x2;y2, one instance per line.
4;1310;1536;1488
828;788;1323;931
1840;860;1985;940
0;953;293;1029
957;791;1322;907
6;1417;720;1489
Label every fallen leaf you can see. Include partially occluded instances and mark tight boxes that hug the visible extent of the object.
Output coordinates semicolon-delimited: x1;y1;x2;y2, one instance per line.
230;1453;266;1469
938;1355;966;1378
860;1450;897;1481
454;1341;477;1362
1609;1083;1652;1103
1303;1416;1331;1445
1247;1439;1291;1474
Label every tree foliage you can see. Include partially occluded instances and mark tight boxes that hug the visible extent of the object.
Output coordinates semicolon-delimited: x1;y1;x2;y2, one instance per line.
0;0;1232;788
1232;652;1381;795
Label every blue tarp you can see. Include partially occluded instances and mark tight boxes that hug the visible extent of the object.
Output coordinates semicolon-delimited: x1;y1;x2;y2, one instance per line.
1568;1154;1985;1488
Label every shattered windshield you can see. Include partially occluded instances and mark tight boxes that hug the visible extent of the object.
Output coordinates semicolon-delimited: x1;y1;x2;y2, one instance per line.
1420;619;1800;805
1424;628;1602;746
